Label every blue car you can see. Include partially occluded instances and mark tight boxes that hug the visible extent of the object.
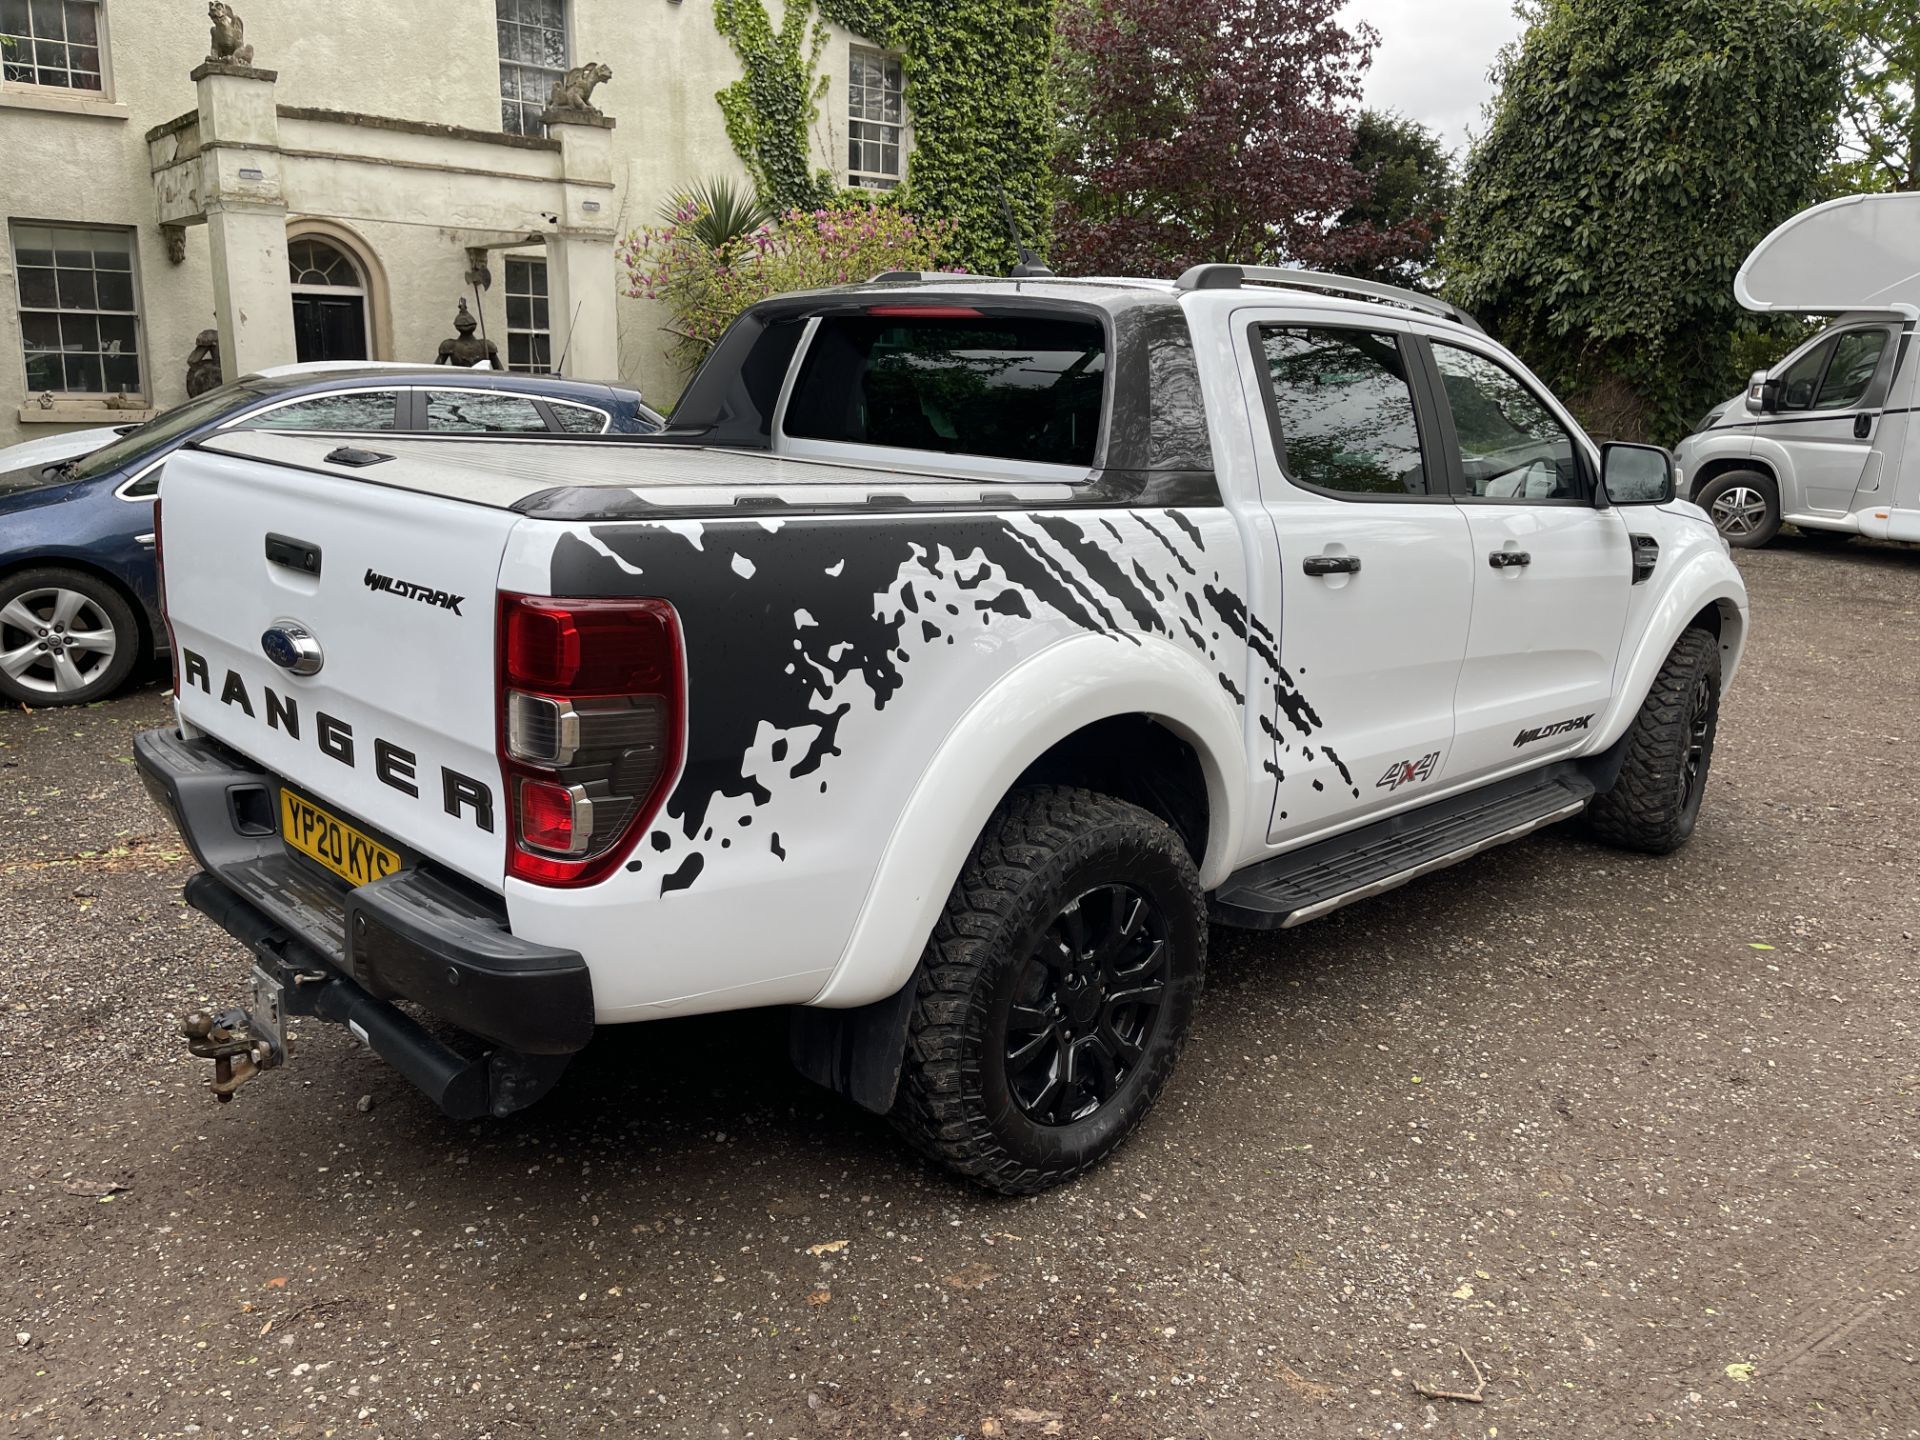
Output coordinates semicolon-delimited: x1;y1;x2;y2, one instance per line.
0;367;662;706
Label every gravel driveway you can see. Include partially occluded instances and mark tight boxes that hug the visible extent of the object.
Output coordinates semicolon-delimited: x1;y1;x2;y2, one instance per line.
2;535;1916;1439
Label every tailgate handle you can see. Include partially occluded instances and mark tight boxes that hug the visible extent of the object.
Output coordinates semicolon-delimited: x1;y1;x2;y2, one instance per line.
265;533;322;577
324;445;393;468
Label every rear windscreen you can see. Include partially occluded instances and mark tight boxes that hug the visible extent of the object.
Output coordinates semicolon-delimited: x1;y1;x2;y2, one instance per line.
782;313;1107;467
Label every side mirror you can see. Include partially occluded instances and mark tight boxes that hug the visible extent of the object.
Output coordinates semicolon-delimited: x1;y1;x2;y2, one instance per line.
1745;370;1780;414
1599;442;1675;507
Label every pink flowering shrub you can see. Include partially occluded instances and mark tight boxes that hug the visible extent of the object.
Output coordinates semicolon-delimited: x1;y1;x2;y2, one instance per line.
619;201;958;373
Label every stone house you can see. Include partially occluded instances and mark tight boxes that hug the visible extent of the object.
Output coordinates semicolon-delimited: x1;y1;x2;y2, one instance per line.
0;0;909;446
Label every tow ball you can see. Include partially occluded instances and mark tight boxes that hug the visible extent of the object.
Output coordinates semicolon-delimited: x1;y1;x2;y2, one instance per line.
181;966;289;1101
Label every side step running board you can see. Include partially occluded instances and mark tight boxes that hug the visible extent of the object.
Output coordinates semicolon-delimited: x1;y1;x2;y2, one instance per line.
1211;766;1597;930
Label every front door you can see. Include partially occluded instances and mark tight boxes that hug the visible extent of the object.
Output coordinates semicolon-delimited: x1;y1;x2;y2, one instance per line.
1421;336;1632;782
1768;324;1895;514
1237;316;1475;844
291;294;369;365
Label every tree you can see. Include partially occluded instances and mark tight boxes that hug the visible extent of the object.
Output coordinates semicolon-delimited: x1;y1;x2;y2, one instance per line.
1332;111;1456;288
1818;0;1918;192
1443;0;1843;441
1051;0;1428;276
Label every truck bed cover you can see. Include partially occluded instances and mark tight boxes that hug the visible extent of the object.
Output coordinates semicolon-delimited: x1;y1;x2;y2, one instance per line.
191;431;1083;520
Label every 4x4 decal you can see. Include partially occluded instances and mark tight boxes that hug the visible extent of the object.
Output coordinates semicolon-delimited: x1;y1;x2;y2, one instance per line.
1375;751;1440;791
1514;713;1593;748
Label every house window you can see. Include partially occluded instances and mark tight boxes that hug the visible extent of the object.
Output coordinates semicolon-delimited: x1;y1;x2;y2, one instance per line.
847;46;903;189
1;0;103;91
496;0;566;137
11;221;142;397
505;257;551;373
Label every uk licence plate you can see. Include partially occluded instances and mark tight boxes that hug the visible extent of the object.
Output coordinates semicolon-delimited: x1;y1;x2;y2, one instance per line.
279;787;402;887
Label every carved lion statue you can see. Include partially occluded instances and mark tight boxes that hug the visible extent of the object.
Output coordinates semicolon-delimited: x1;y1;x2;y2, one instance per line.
548;62;612;116
206;2;254;66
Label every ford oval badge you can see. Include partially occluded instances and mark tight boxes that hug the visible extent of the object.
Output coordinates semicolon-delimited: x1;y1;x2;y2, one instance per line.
261;620;323;676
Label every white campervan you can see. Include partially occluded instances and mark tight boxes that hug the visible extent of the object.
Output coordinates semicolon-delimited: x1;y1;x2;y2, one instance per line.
1675;193;1920;548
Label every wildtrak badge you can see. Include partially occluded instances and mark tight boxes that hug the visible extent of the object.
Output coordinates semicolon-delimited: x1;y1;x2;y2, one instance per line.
1513;713;1594;748
364;569;464;615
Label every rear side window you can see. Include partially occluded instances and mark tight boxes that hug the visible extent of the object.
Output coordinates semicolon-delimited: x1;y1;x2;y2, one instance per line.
783;313;1107;467
549;401;610;434
425;391;549;433
1257;326;1427;497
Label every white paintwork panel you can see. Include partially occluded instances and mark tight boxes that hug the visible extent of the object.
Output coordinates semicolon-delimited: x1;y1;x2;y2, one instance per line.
162;447;518;889
1736;194;1920;315
1448;505;1633;781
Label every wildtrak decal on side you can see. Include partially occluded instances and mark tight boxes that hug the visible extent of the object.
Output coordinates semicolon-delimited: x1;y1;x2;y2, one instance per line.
175;648;496;832
548;508;1347;896
1514;713;1594;748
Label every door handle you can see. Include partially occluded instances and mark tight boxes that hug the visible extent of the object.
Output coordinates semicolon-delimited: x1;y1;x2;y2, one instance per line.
1302;553;1361;577
1854;413;1874;440
1488;550;1531;569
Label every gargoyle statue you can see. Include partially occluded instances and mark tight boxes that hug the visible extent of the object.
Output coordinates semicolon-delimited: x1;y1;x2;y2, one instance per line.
206;2;255;66
185;330;222;398
547;62;611;117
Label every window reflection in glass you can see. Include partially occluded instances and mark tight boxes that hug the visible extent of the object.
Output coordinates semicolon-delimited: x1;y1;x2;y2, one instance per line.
247;392;397;431
1260;327;1425;496
1431;343;1581;501
426;391;548;433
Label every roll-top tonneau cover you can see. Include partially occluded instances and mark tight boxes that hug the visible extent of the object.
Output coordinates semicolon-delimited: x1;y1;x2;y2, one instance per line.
1736;193;1920;317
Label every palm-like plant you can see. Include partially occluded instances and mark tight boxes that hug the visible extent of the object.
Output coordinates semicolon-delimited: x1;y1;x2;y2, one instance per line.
660;176;771;257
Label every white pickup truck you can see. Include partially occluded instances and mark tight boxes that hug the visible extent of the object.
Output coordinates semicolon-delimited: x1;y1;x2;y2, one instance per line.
137;267;1748;1193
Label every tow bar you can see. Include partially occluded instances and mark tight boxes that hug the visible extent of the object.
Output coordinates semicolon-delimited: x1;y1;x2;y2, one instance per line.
181;965;290;1101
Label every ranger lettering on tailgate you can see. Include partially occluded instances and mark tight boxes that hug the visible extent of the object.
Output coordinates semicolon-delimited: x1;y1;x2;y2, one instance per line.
177;648;495;832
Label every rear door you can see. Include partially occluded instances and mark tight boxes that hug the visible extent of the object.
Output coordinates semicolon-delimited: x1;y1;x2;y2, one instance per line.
162;444;517;888
1419;335;1632;783
1235;313;1475;842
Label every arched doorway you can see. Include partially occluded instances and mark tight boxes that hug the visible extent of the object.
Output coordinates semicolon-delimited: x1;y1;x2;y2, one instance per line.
288;236;370;364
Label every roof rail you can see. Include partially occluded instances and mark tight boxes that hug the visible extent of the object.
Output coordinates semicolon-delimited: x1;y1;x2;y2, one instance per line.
1174;264;1483;333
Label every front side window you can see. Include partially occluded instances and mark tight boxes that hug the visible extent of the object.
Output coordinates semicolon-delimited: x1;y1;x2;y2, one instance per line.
1813;328;1889;411
11;221;141;397
847;46;903;189
2;0;102;91
496;0;566;137
1777;338;1832;412
426;390;549;433
247;391;397;432
505;257;551;373
784;313;1107;466
1431;342;1582;501
1257;326;1427;497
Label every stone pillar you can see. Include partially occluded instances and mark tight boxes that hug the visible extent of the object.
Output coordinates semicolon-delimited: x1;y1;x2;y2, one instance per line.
543;110;618;381
192;61;295;377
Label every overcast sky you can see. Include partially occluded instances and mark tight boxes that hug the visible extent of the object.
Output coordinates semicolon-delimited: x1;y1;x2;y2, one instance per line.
1337;0;1527;158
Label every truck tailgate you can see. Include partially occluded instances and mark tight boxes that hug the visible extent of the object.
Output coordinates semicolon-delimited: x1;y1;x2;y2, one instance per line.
162;445;517;889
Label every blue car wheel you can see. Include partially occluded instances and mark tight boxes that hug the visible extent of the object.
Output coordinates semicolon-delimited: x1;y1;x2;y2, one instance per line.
0;565;141;706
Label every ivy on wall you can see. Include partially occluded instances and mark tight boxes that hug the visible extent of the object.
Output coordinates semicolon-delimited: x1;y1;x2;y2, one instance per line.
712;0;1055;274
713;0;837;213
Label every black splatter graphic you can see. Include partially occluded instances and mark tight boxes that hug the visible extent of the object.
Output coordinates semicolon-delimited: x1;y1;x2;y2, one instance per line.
662;853;705;893
550;503;1348;891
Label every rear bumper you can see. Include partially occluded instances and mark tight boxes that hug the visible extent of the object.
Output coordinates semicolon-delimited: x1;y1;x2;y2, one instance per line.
135;726;593;1112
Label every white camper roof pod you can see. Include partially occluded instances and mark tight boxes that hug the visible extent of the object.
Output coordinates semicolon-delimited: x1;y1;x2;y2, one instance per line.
1735;193;1920;318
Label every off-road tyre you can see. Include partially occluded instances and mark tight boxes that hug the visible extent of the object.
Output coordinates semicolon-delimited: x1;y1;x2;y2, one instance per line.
890;786;1206;1195
1584;628;1721;856
1695;469;1781;548
0;566;141;707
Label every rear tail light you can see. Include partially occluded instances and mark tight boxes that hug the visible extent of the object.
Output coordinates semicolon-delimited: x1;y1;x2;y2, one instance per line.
497;594;684;887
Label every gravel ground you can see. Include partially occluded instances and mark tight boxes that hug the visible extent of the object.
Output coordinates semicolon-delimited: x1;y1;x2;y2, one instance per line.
2;534;1917;1440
